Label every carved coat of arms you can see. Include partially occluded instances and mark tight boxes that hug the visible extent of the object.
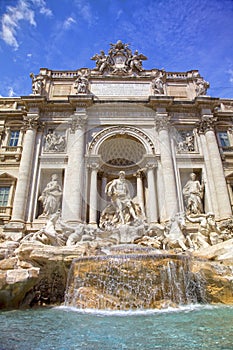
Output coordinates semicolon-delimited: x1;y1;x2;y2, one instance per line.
91;40;147;76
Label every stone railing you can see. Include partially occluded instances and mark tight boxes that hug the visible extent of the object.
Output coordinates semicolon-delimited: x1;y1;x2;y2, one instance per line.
51;71;78;79
166;72;188;79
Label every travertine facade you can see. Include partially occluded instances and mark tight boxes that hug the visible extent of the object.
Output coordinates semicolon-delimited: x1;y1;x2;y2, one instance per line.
0;41;233;236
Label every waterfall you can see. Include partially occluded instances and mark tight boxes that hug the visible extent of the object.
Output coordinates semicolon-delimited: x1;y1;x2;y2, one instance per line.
65;253;206;310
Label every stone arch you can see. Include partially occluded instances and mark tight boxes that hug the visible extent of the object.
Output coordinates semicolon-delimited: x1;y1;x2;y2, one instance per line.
88;126;155;157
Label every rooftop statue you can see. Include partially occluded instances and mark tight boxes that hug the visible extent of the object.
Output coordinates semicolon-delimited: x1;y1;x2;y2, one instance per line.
91;40;147;75
151;70;166;94
195;77;209;96
74;69;90;94
30;72;44;95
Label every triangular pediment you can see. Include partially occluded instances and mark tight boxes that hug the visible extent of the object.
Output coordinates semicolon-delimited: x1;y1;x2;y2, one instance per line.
0;172;17;181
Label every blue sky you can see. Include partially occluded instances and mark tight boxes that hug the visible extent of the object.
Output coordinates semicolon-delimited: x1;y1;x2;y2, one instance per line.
0;0;233;98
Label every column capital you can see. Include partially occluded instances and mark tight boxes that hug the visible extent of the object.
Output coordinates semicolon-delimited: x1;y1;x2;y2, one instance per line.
88;162;100;171
154;113;170;131
70;108;88;132
197;114;217;133
134;169;145;178
23;109;40;130
146;163;156;170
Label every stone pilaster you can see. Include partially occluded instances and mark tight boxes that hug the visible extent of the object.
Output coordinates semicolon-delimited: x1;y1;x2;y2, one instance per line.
88;162;100;226
146;164;158;223
198;132;219;215
62;107;87;223
135;170;146;218
9;109;40;226
199;112;232;219
155;112;178;219
100;172;108;212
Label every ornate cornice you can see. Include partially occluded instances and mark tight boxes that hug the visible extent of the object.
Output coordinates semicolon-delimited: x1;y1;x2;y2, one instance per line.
68;95;94;108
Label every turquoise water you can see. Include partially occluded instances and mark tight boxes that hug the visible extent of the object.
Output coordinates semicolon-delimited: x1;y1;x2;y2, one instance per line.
0;305;233;350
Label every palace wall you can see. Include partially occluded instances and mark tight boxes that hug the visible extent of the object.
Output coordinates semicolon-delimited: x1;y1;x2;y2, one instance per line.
0;42;233;237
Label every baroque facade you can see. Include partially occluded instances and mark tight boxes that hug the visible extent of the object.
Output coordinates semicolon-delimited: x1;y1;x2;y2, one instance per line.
0;41;233;240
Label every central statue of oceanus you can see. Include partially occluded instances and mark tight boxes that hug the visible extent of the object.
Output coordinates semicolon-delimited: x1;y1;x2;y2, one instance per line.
99;171;144;229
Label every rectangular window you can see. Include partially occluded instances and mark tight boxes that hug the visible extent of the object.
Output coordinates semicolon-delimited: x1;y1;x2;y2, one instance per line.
0;187;10;206
218;131;230;147
8;130;20;147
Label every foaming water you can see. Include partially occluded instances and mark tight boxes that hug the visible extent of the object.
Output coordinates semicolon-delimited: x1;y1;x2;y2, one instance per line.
57;303;215;316
1;305;233;350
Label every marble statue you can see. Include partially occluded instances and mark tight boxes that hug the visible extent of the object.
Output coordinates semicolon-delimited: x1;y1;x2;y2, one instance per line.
30;73;43;95
186;212;222;247
151;70;166;94
128;50;147;72
22;210;63;246
183;173;204;215
38;174;62;217
195;77;209;96
91;50;109;73
177;132;195;153
59;221;85;246
163;212;188;251
44;130;66;152
91;40;147;75
74;75;89;94
99;171;142;228
105;171;138;225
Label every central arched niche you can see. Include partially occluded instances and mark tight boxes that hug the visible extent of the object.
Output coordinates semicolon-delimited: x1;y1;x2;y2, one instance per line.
99;134;146;168
97;134;147;219
87;127;155;224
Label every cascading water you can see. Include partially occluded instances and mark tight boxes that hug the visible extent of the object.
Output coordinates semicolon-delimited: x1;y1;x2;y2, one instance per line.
64;251;207;310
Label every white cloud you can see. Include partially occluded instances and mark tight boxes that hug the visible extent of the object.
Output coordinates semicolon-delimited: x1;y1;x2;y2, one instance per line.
63;17;76;30
74;0;96;26
0;0;36;49
0;0;52;49
116;10;123;20
228;69;233;84
31;0;53;17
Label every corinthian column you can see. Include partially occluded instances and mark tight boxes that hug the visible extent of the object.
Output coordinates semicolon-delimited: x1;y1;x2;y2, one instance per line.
135;170;146;218
199;113;232;219
62;107;87;223
155;112;178;220
88;162;100;226
146;164;158;223
10;110;39;224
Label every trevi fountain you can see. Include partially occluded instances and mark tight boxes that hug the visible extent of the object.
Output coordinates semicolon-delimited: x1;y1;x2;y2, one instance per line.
0;41;233;349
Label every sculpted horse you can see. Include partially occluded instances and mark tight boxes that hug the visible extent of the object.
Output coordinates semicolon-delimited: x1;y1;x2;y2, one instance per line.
162;212;188;251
